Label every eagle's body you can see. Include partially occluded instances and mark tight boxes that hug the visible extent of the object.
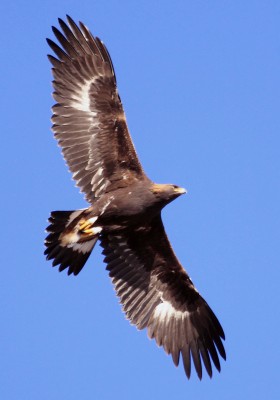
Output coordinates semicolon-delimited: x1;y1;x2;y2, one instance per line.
45;16;226;379
90;182;185;225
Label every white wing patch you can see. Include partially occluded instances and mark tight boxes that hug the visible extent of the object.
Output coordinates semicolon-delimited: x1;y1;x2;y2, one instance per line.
70;77;99;112
152;299;190;322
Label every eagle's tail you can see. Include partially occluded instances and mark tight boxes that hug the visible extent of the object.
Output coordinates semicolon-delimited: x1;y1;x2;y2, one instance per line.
44;209;100;275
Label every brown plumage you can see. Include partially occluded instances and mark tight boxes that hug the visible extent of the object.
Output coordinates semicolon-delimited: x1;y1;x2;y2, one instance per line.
45;16;226;379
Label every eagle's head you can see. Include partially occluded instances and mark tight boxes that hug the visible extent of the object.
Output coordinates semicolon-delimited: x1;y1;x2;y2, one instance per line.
151;183;186;204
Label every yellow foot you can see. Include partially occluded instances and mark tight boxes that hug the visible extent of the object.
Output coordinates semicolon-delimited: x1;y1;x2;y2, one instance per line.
81;226;102;235
79;217;98;232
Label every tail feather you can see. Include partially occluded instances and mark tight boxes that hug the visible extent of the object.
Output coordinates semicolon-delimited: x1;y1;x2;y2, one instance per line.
44;209;99;275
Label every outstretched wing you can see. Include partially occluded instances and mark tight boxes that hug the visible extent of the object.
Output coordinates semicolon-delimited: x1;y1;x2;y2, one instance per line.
47;16;146;203
100;215;226;379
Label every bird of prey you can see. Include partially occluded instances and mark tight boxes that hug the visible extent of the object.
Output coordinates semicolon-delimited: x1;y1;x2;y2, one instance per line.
45;16;226;379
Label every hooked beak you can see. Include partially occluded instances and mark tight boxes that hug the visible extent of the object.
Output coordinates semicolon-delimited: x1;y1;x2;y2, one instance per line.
174;187;187;195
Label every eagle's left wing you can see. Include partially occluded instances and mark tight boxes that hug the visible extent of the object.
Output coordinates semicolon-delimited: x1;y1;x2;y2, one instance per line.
47;16;147;203
100;215;226;379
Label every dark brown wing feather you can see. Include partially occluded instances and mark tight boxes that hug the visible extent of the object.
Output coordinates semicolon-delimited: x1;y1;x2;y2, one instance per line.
100;215;226;379
47;16;146;203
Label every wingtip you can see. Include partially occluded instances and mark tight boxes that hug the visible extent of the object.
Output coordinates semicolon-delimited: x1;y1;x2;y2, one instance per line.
66;14;76;27
51;25;58;35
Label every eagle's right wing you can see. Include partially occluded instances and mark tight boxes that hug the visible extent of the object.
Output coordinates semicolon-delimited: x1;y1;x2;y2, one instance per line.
100;215;226;379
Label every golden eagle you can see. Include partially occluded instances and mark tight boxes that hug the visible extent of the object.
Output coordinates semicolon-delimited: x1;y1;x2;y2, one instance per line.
45;16;226;379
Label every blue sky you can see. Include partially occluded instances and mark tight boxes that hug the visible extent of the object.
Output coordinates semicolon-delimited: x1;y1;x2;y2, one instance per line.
1;1;279;399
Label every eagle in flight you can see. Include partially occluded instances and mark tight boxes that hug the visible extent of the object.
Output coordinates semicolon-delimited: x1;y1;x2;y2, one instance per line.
45;16;226;379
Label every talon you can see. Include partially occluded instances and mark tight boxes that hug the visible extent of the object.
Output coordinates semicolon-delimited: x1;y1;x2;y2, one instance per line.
81;226;102;236
82;228;93;234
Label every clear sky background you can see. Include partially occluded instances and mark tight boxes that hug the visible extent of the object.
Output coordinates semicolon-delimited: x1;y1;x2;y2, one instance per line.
1;1;279;399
